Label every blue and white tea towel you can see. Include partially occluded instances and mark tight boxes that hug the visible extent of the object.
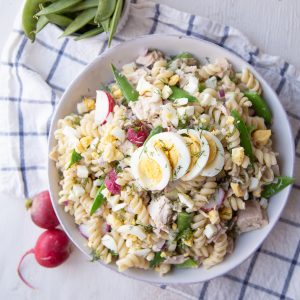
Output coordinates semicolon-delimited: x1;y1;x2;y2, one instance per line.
0;1;299;299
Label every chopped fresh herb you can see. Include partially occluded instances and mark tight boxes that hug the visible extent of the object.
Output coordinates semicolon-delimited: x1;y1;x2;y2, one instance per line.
109;250;119;257
90;249;100;262
136;222;153;233
90;181;106;215
149;252;165;268
68;149;82;168
176;258;198;269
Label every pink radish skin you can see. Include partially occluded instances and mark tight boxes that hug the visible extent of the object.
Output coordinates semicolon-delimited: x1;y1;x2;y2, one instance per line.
105;169;121;195
127;124;149;146
26;190;59;229
95;90;115;125
202;188;225;212
17;229;71;289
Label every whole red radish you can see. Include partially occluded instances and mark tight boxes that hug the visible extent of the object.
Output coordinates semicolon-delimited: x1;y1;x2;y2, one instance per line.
18;229;71;289
127;124;149;146
95;90;115;125
26;190;59;229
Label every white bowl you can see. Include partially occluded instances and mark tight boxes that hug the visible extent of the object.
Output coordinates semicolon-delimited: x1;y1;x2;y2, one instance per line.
48;34;295;284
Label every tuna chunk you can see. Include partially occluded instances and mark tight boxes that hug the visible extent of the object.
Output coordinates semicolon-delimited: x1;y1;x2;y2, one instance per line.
237;200;268;233
148;196;172;231
136;51;161;67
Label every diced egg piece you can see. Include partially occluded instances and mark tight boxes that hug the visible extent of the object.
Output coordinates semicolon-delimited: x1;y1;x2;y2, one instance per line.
148;132;191;180
101;234;117;252
130;145;171;191
178;129;210;181
117;225;147;240
200;130;225;177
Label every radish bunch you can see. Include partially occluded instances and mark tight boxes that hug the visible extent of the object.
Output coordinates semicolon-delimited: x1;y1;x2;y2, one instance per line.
18;191;71;289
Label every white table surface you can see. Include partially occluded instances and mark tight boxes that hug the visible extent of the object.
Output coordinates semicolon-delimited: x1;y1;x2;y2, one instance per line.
0;1;300;300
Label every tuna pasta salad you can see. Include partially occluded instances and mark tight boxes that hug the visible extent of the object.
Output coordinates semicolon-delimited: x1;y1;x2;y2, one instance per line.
50;50;294;275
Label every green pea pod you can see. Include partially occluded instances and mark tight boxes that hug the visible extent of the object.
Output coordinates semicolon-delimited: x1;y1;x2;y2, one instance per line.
67;0;98;12
95;0;116;24
108;0;123;47
171;52;194;60
36;0;81;16
35;15;49;33
177;212;192;233
111;63;139;102
144;126;163;145
68;149;82;168
46;14;73;27
101;18;110;33
231;109;254;163
244;92;272;125
176;258;198;269
22;0;49;41
61;8;97;37
90;182;106;215
149;252;165;268
74;26;103;40
169;86;197;102
261;176;295;198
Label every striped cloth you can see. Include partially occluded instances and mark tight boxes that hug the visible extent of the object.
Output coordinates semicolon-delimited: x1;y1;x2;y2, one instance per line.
1;1;299;299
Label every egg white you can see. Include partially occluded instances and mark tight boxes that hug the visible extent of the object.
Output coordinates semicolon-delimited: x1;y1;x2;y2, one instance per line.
130;145;171;191
199;130;225;177
178;129;210;181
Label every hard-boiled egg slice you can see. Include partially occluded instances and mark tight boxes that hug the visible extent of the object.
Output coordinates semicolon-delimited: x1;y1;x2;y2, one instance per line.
199;130;225;177
148;132;191;180
178;129;210;181
130;146;171;191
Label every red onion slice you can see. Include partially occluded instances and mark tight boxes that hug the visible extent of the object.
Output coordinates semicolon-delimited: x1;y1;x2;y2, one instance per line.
202;188;225;212
78;224;90;239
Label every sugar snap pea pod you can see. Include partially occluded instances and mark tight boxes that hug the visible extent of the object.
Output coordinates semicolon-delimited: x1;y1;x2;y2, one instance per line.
169;86;197;102
231;109;254;163
74;26;104;40
244;92;272;125
177;212;192;233
172;52;194;60
61;8;97;37
261;176;295;198
111;63;139;102
176;258;198;269
36;0;81;16
35;15;49;33
46;14;73;27
108;0;123;47
22;0;48;41
90;181;106;215
67;0;98;12
95;0;116;24
101;18;110;33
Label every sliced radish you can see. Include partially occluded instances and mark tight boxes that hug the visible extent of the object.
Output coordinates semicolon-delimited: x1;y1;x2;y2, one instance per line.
95;90;115;125
201;188;225;212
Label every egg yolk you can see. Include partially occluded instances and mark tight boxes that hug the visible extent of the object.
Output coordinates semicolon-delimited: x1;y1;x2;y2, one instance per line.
203;133;217;165
154;140;179;170
138;157;162;185
182;135;201;170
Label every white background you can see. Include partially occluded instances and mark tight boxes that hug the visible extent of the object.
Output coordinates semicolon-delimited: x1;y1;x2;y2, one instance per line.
0;1;299;299
0;0;299;68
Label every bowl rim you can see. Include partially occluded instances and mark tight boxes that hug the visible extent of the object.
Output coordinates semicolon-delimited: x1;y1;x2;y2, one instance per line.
48;33;295;284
